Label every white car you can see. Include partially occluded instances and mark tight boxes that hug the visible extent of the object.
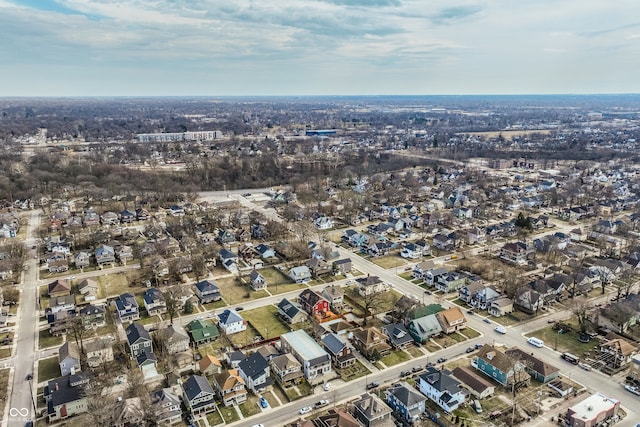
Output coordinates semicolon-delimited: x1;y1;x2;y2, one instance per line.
299;406;312;415
494;325;507;334
323;382;332;391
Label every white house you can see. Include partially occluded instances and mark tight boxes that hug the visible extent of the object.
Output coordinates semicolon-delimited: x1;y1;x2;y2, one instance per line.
418;367;467;413
217;309;246;335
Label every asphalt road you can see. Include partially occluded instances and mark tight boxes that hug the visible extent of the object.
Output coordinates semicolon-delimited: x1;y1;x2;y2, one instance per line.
5;210;41;427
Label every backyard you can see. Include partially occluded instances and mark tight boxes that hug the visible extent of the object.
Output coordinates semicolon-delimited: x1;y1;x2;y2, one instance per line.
258;267;307;295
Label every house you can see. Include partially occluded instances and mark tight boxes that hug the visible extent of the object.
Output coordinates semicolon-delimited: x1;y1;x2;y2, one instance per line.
152;257;169;277
48;311;73;336
126;322;153;358
514;287;544;314
194;280;222;304
78;303;106;329
58;341;81;376
218;309;247;335
451;366;495;399
95;244;115;265
213;369;248;406
280;330;332;382
435;271;466;293
412;261;437;280
271;353;304;387
249;269;267;291
135;208;150;221
84;337;114;368
352;326;392;360
471;345;530;387
418;367;467;413
159;324;190;354
356;275;388;296
150;386;183;425
48;257;69;273
276;298;307;325
315;408;361;427
199;354;223;376
314;215;334;230
117;245;134;263
77;278;98;302
73;251;91;269
226;351;245;369
289;265;312;283
458;282;484;305
48;279;71;298
437;307;467;334
113;397;144;427
217;229;235;244
322;285;345;311
321;333;356;368
238;352;273;394
386;382;426;424
119;209;137;223
352;393;394;427
44;372;92;422
255;243;276;259
114;293;140;322
499;242;530;265
488;298;514;317
306;257;332;277
218;248;239;273
298;289;330;317
256;345;280;362
186;319;219;346
422;267;449;285
598;337;638;370
565;392;620;427
400;243;423;259
505;347;560;383
182;375;217;415
332;258;352;275
432;232;456;251
472;286;501;310
48;295;76;314
143;287;167;315
383;323;414;350
407;314;443;344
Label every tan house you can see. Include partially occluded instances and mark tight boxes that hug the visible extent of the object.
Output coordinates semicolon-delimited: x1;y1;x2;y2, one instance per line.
199;354;223;376
48;279;71;298
78;278;99;302
488;298;514;317
85;337;114;368
159;324;190;354
270;353;304;387
437;307;467;334
322;285;345;311
213;369;248;407
352;326;392;360
598;336;638;370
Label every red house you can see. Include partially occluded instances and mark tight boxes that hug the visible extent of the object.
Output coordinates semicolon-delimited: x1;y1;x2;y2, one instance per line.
297;289;329;316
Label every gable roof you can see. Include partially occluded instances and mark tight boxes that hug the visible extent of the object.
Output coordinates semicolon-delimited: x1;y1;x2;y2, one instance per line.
183;375;215;401
278;298;305;320
238;352;269;380
476;345;519;373
452;366;494;394
383;323;414;347
199;354;222;372
59;341;80;363
353;393;393;420
321;333;348;356
213;369;244;391
505;347;560;377
126;322;151;344
387;381;425;406
48;279;71;295
218;309;244;325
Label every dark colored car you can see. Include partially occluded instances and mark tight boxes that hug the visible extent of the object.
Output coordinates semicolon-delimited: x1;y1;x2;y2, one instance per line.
466;310;474;314
475;343;484;349
367;382;380;390
437;357;447;363
483;318;491;324
25;373;33;381
400;371;410;377
235;307;244;311
466;347;475;353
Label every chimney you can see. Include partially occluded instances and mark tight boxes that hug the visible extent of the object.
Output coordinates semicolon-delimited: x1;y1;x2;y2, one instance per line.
55;383;59;391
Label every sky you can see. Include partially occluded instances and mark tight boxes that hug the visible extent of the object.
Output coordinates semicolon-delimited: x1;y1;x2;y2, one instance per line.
1;0;640;96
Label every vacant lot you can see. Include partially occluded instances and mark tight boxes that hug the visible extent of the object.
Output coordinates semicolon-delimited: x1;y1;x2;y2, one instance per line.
97;271;144;298
379;350;410;367
371;255;408;269
241;305;290;340
38;356;60;382
0;368;8;413
527;325;598;356
344;286;403;316
39;329;63;349
216;276;269;305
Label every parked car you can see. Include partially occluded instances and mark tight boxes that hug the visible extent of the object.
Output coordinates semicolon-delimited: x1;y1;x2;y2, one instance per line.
235;307;244;311
323;382;332;391
412;366;423;373
367;382;379;390
483;318;492;324
466;347;475;353
314;399;330;409
578;363;592;371
437;357;447;363
299;406;312;415
466;310;474;315
475;343;484;349
251;424;264;427
400;371;410;377
494;325;507;334
625;385;640;396
25;373;32;381
259;397;269;408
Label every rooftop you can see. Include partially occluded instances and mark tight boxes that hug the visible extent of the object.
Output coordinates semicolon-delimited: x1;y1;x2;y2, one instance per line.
281;329;328;361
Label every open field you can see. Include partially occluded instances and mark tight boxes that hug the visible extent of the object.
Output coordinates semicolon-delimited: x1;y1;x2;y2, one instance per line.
371;255;408;269
216;276;270;305
526;324;599;356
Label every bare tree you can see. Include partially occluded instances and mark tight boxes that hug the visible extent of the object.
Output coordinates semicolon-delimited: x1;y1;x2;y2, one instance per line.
573;299;592;341
84;378;117;427
163;288;180;325
361;290;387;326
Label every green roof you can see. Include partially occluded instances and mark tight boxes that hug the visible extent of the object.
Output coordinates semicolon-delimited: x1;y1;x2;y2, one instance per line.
407;304;443;320
187;319;219;343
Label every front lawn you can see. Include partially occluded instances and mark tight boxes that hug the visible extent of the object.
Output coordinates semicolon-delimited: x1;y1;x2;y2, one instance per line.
241;305;290;340
380;350;411;367
0;368;9;414
206;411;223;426
338;359;371;382
238;395;261;417
262;390;281;408
219;405;240;424
406;347;424;358
460;327;481;339
38;356;61;382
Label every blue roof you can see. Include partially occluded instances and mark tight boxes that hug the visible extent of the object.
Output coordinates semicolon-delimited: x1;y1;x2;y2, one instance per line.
218;309;243;325
195;280;219;293
321;333;347;356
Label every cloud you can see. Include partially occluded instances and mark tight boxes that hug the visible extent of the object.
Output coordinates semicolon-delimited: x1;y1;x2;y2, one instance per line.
429;5;482;25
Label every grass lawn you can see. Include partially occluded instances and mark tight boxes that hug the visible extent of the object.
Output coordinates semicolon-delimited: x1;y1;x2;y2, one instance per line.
238;395;261;417
398;272;413;280
259;267;294;285
38;356;61;382
0;348;11;359
196;340;228;357
262;390;281;408
0;368;8;413
269;282;308;295
406;347;424;358
227;323;263;348
344;287;403;316
206;411;224;426
380;350;411;367
216;276;269;305
241;305;290;340
526;326;599;356
137;314;159;325
272;383;290;403
430;333;461;348
202;300;228;311
461;327;481;339
39;329;64;349
97;270;145;298
338;359;371;382
371;255;407;269
297;379;313;396
283;385;301;401
424;341;441;352
493;310;535;326
219;405;240;424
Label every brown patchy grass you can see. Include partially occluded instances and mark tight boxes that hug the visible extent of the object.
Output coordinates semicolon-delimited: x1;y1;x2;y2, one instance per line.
241;305;290;340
